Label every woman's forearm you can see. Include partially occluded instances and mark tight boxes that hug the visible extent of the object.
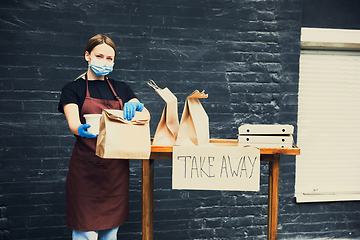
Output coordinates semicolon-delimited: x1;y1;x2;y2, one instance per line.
63;103;82;135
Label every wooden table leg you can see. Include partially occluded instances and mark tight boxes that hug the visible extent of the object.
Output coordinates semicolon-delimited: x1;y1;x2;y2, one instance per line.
142;159;154;240
267;154;280;240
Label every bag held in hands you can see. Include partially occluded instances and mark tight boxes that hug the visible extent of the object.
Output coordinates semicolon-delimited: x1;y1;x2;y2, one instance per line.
96;109;151;159
148;80;179;146
176;90;209;146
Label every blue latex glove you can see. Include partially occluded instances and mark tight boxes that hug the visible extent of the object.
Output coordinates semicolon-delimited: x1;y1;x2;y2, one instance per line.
78;124;98;138
123;102;144;120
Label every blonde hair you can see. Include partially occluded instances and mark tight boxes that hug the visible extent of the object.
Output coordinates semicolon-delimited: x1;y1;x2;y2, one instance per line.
85;34;117;57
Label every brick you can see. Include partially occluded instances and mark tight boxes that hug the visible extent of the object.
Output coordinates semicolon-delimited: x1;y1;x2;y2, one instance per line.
154;219;189;231
188;228;214;239
0;230;11;240
203;218;221;229
155;230;190;240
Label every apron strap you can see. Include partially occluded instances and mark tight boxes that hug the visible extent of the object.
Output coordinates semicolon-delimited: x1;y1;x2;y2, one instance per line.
85;73;124;110
85;73;91;98
105;77;124;110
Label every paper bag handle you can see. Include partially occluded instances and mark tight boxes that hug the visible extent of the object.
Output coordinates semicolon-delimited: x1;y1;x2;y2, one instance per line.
188;90;208;99
147;79;160;91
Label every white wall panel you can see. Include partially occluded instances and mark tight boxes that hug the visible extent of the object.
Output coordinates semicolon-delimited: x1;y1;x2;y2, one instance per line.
296;50;360;203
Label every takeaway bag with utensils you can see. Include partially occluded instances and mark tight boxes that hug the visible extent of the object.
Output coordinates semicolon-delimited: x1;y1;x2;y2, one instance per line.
175;90;210;146
148;80;179;146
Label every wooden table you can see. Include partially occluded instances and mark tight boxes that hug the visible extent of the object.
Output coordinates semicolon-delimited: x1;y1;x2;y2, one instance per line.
142;139;300;240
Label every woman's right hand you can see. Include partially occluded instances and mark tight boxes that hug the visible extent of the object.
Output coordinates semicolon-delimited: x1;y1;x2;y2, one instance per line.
78;124;99;138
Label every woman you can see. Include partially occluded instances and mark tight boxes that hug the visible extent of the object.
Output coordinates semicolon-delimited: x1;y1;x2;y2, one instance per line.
58;34;145;239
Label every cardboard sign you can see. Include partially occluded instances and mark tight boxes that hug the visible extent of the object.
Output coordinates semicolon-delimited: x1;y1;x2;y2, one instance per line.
172;145;260;191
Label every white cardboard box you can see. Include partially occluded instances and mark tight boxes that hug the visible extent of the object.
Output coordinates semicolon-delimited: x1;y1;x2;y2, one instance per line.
238;124;294;148
238;135;293;144
238;142;293;148
238;124;294;135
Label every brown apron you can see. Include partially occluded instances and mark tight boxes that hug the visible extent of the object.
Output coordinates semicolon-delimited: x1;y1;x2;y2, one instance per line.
65;74;129;231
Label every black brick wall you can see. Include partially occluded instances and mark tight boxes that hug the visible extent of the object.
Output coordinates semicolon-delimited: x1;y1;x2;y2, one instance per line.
302;0;360;30
0;0;359;239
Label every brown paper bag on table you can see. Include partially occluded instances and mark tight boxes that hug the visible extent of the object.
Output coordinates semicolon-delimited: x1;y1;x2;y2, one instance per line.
148;80;179;146
96;109;151;159
176;90;210;146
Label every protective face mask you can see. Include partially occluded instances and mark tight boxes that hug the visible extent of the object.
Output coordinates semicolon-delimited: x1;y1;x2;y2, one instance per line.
89;57;114;77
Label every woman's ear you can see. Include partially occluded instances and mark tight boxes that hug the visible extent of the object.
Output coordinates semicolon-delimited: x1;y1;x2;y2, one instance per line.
85;51;90;62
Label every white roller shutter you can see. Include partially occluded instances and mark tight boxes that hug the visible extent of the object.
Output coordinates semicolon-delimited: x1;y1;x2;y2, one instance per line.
295;49;360;203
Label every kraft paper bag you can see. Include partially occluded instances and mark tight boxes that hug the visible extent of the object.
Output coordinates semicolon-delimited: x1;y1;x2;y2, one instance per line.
148;80;179;146
176;90;209;146
96;108;151;159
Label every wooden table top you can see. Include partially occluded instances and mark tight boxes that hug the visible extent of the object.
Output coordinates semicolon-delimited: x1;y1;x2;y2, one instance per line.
150;139;300;158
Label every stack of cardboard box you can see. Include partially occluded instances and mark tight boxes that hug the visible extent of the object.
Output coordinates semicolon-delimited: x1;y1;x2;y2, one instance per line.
238;124;294;148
